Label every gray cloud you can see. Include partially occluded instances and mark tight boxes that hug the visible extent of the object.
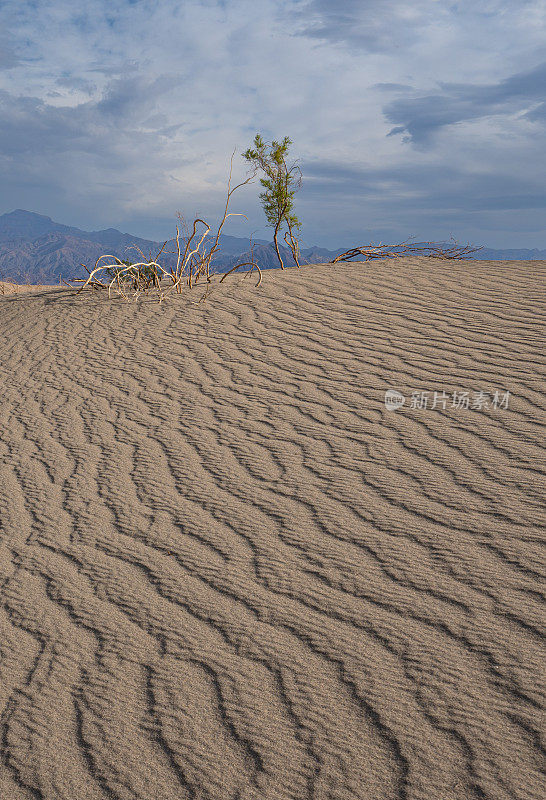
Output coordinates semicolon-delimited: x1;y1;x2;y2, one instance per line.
303;158;546;208
291;0;546;55
0;82;147;156
295;155;546;247
0;33;20;70
0;0;545;249
384;61;546;143
0;73;194;229
371;83;414;92
289;0;433;52
56;75;97;94
95;74;181;119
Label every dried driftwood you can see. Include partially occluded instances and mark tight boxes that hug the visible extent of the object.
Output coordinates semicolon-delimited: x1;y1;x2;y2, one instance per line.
332;237;483;263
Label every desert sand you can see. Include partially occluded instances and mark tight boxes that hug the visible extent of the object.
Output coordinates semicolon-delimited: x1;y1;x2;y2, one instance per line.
0;257;544;800
0;281;55;295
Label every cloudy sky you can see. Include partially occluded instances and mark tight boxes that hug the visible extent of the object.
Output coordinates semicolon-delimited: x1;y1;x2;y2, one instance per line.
1;0;545;249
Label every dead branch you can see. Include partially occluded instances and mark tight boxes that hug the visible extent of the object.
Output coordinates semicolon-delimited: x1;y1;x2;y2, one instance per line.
219;260;262;288
68;150;261;303
332;236;483;263
283;218;302;268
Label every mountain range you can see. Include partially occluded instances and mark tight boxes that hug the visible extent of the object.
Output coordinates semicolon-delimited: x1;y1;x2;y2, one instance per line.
1;209;545;285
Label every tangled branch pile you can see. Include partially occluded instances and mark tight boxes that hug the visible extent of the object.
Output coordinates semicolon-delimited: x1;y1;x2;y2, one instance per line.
66;152;262;303
332;237;483;263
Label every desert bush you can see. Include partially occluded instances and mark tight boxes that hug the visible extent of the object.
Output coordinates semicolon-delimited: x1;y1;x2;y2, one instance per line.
242;134;303;269
68;151;262;303
102;259;160;291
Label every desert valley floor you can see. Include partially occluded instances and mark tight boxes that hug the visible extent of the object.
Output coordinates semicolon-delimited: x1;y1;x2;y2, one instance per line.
0;257;544;800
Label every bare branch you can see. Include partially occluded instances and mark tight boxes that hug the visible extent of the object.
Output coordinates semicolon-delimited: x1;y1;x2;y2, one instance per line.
332;237;484;263
67;150;262;303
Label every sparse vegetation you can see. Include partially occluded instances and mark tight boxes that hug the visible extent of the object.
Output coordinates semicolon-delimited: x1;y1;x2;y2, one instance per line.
242;134;303;269
66;150;263;303
332;237;484;262
0;146;482;305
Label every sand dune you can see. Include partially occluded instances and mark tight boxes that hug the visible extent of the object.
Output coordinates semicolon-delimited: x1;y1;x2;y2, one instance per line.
0;257;544;800
0;281;55;295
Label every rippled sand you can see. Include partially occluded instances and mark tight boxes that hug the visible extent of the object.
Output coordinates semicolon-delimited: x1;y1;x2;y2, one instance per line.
0;258;544;800
0;281;54;295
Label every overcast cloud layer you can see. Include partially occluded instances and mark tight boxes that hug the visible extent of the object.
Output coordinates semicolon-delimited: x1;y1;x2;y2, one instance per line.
1;0;545;248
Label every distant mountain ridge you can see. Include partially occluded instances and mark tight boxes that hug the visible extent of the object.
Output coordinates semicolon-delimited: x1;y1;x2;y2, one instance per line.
0;210;345;284
0;210;545;285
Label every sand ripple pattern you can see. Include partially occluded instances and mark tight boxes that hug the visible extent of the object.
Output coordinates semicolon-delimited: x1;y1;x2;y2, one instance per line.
0;258;545;800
